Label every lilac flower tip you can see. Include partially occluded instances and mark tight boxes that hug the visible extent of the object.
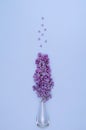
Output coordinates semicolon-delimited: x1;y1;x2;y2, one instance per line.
35;58;39;62
32;85;36;91
38;52;42;57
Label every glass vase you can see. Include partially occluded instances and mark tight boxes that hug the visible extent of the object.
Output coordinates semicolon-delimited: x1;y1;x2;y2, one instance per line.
36;100;49;128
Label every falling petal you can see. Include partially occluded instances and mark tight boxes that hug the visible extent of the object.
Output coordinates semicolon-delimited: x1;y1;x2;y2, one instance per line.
41;24;44;27
38;30;41;33
40;45;42;48
41;33;44;36
44;40;47;43
38;38;41;41
44;28;47;31
41;17;44;20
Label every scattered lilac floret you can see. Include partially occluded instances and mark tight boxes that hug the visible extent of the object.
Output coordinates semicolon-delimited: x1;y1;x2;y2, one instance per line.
38;30;41;33
44;28;47;31
32;52;54;102
41;17;44;20
38;38;41;41
40;45;42;48
41;33;44;36
44;40;47;43
41;24;44;27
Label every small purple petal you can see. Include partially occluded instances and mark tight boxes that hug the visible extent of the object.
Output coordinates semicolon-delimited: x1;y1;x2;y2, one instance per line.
41;24;44;27
41;33;44;36
38;30;41;33
44;28;47;31
40;45;42;48
38;38;41;41
41;17;44;20
44;40;47;43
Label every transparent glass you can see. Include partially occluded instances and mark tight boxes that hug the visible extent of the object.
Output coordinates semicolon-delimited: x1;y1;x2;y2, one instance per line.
36;100;49;128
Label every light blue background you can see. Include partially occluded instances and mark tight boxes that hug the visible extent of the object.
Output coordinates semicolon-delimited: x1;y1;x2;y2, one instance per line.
0;0;86;130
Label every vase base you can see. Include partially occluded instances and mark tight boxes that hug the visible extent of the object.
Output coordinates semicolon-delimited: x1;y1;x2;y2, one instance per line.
36;120;49;128
36;101;49;128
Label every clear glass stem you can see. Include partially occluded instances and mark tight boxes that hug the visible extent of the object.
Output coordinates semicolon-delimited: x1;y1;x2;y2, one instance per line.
36;100;49;128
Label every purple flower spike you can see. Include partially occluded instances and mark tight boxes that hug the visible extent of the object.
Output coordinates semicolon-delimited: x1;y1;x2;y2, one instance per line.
32;52;54;102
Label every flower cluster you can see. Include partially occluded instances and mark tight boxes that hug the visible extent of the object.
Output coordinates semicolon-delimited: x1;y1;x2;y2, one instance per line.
32;53;54;102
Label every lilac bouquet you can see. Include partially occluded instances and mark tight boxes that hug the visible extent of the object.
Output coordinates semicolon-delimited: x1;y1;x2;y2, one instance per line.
33;52;54;102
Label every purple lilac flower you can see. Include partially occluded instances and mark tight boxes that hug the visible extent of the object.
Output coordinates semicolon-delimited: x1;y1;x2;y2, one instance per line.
32;52;54;102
